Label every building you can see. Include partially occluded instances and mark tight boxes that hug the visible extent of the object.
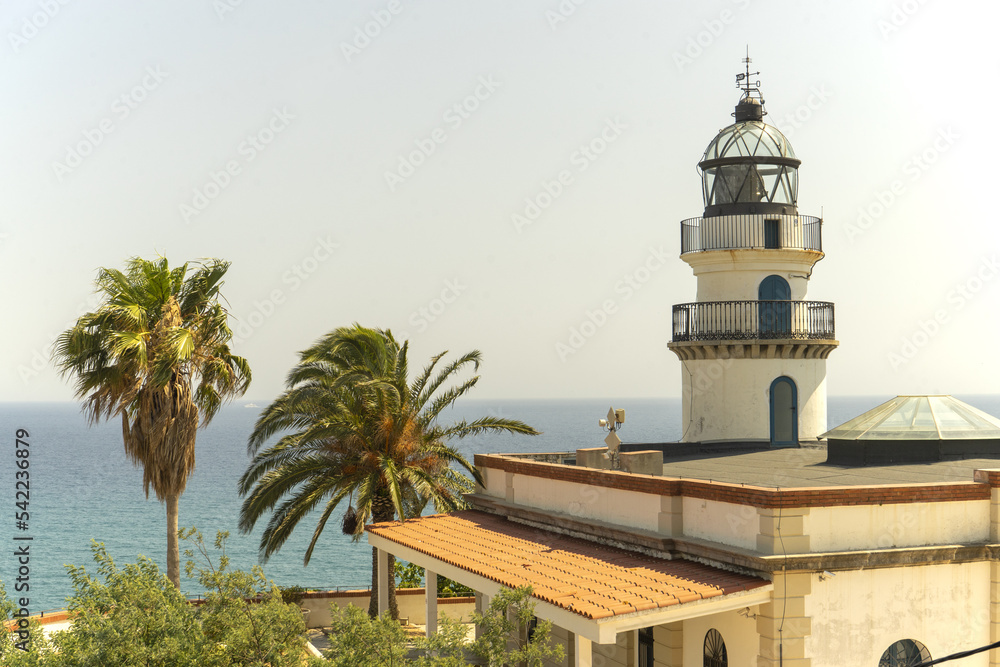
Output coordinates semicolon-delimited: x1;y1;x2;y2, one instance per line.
667;60;837;445
365;65;1000;667
368;449;1000;667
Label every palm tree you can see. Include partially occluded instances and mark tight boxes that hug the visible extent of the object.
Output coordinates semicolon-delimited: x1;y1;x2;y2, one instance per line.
237;324;538;617
54;256;251;588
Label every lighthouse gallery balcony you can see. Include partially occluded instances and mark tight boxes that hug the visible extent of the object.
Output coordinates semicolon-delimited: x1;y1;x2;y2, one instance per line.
672;300;835;342
680;214;822;254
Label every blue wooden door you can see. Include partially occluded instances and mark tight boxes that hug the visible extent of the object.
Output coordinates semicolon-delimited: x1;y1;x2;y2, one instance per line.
770;376;798;447
758;275;791;336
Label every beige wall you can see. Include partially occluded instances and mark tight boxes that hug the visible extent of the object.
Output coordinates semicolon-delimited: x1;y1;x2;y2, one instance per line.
682;497;759;551
806;500;990;552
806;563;991;667
683;609;760;667
592;631;630;667
512;475;662;532
482;466;507;498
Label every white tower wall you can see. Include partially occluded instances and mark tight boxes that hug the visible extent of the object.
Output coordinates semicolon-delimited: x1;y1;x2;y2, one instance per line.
679;357;828;443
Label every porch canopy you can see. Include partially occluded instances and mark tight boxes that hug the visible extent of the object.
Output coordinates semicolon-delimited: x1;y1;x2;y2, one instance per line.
366;510;771;645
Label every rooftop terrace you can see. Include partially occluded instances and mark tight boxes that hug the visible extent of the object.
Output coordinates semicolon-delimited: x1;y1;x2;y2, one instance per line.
505;445;1000;489
659;446;1000;488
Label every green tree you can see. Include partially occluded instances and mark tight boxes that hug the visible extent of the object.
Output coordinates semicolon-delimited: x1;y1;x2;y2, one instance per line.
323;606;409;667
0;534;309;666
316;586;563;667
469;587;564;667
237;324;538;618
54;542;209;666
181;528;307;666
53;257;251;587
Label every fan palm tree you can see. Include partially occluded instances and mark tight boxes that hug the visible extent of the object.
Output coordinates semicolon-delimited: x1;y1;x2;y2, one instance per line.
54;256;251;588
237;324;538;617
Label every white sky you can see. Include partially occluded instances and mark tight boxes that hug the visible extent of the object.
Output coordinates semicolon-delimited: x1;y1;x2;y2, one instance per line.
2;0;998;403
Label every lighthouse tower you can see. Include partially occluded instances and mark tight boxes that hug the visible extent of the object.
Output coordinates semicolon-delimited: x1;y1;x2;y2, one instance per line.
668;60;838;445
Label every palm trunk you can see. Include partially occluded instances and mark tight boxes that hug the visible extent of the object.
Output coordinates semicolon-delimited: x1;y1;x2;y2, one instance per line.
166;493;180;588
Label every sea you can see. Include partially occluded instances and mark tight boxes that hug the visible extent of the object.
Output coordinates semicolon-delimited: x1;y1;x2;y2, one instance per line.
2;395;999;614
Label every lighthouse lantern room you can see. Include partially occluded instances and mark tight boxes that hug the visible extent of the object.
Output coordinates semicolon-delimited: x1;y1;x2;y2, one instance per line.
668;57;838;446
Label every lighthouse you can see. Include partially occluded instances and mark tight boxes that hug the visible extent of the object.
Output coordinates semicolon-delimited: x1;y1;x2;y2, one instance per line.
668;58;838;446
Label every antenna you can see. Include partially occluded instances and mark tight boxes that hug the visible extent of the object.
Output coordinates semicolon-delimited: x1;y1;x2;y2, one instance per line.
598;406;626;470
733;47;766;121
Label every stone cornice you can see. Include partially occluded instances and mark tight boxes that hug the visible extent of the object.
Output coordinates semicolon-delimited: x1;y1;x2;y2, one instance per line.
667;339;839;361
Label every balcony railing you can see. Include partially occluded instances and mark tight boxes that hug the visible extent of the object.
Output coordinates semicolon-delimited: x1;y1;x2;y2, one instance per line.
671;300;835;342
680;214;822;254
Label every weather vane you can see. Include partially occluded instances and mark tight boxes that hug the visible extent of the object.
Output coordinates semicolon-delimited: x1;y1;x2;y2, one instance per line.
735;46;764;105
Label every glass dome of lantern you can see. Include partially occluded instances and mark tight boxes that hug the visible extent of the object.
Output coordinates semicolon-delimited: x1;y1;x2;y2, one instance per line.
698;61;801;217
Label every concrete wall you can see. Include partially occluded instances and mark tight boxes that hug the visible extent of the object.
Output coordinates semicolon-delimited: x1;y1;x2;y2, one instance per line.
685;249;820;303
482;466;507;498
682;497;760;551
680;357;828;443
299;589;474;629
592;631;630;667
544;625;572;667
806;563;991;667
806;500;990;552
511;475;662;532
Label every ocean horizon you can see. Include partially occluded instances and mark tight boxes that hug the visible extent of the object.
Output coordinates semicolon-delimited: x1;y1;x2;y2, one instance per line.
3;394;1000;613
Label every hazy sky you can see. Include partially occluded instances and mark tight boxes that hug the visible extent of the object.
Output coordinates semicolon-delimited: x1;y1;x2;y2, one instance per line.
2;0;997;403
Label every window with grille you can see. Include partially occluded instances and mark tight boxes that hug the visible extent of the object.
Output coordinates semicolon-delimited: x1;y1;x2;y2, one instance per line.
878;639;931;667
704;628;728;667
638;627;654;667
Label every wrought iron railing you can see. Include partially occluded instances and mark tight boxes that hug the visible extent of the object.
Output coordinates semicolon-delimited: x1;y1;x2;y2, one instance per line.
680;214;822;254
671;300;835;342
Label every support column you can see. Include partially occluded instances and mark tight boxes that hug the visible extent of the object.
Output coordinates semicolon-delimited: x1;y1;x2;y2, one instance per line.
475;592;490;641
757;571;812;667
573;633;592;667
654;622;683;667
425;570;438;638
377;548;389;617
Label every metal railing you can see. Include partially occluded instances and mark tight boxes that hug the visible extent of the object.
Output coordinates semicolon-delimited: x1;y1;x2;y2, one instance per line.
671;300;835;342
680;214;822;254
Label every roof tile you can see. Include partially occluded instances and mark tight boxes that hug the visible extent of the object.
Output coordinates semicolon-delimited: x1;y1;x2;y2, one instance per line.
368;510;769;621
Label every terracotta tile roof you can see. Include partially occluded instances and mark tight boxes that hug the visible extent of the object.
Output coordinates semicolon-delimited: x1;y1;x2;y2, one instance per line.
367;510;769;620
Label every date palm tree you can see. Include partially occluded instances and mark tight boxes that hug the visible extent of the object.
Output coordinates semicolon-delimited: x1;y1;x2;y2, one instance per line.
237;324;538;617
54;256;251;588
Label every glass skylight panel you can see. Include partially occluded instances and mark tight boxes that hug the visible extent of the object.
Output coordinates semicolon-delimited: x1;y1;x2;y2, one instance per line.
823;396;1000;440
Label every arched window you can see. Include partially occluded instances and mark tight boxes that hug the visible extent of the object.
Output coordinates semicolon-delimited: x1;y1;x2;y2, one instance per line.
704;629;728;667
878;639;931;667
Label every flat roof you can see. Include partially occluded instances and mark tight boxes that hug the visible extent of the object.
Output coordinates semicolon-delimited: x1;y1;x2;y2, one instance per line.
660;446;1000;488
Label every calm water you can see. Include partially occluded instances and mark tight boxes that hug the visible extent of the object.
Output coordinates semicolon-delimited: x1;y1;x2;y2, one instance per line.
2;395;998;613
